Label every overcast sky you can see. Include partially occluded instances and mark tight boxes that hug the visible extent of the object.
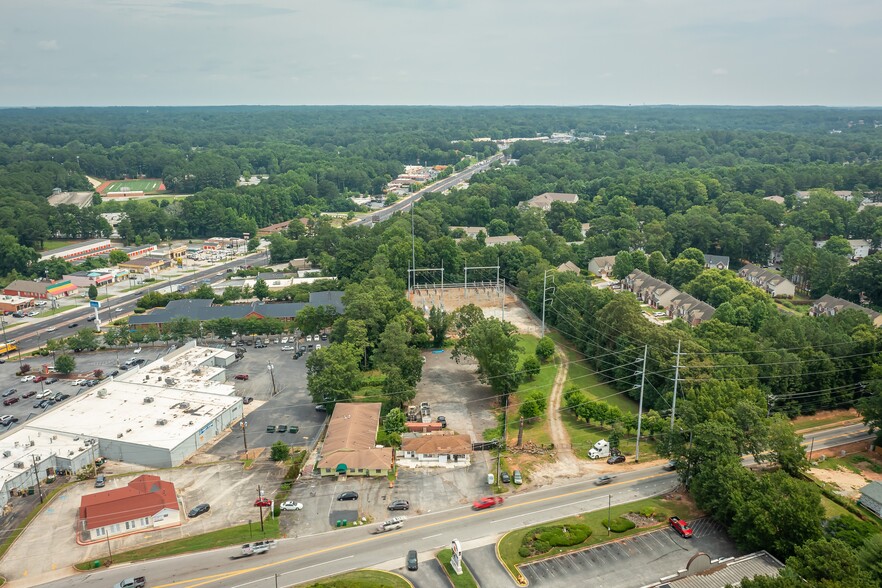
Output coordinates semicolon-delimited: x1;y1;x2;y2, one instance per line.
2;0;880;107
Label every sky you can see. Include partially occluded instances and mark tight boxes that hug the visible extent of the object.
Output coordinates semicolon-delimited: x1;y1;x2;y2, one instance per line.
1;0;880;107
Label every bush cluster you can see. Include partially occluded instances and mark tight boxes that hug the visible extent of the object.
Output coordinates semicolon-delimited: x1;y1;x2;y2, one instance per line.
518;524;592;557
601;517;636;533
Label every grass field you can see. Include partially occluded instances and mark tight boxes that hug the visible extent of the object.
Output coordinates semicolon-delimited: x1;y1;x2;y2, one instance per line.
39;240;79;252
99;179;165;194
297;570;410;588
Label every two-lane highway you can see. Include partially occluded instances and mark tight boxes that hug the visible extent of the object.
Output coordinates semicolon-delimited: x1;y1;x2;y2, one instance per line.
35;467;678;588
353;153;505;226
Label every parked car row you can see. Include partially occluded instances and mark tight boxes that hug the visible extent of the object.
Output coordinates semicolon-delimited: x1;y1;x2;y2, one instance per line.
265;424;299;434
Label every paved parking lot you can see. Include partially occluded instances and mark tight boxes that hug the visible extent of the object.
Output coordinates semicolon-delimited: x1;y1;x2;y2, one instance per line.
519;518;738;588
209;344;326;457
0;347;169;434
404;557;450;588
1;461;281;583
466;544;517;587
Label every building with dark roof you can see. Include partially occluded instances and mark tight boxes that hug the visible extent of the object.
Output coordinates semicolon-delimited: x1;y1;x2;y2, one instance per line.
737;263;795;298
128;291;344;329
859;481;882;518
77;474;180;543
811;294;882;327
703;254;730;270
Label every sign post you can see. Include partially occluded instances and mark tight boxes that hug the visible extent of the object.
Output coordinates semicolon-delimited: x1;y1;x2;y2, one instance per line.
450;539;463;575
89;300;102;331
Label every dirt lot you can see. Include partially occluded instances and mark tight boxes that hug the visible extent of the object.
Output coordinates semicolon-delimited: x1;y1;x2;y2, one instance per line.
0;461;281;584
809;447;882;500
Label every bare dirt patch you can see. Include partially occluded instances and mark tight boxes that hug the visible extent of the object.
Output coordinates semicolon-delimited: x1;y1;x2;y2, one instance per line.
811;467;869;499
621;512;657;528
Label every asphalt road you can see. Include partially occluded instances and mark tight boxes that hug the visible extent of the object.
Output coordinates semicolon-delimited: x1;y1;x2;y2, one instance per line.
352;153;505;226
37;467;678;588
4;251;268;355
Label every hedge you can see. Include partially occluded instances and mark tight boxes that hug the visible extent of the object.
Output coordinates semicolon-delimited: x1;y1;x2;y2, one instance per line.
601;517;636;533
519;524;592;557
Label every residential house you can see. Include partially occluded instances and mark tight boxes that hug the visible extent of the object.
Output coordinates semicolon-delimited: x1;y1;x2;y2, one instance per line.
3;279;78;300
400;434;473;468
317;403;393;477
587;256;616;278
521;192;579;211
737;264;795;298
77;474;180;543
703;254;730;270
860;481;882;518
485;235;521;247
667;292;716;326
449;226;486;239
848;239;872;259
581;223;592;237
557;261;581;274
622;270;681;309
762;195;786;205
810;294;882;327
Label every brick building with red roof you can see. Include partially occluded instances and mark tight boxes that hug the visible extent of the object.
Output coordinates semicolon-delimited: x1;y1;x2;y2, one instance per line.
77;474;181;543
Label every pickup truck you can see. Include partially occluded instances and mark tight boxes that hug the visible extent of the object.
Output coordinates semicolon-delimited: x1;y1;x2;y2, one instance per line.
240;540;276;556
113;577;146;588
669;516;693;538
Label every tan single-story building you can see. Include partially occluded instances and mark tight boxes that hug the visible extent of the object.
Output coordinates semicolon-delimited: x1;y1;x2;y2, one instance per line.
399;434;472;468
317;403;393;477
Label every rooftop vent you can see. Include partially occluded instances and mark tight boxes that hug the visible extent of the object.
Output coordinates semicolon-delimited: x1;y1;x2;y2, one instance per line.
14;461;24;469
97;389;108;398
117;433;123;438
2;450;10;458
143;397;154;404
156;419;168;426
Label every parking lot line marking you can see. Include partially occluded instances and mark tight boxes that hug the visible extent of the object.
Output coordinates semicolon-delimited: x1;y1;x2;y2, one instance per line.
155;472;673;587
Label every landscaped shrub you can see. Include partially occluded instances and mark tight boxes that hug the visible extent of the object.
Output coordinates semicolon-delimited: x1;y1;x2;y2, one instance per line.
601;517;636;533
519;524;592;557
638;506;657;518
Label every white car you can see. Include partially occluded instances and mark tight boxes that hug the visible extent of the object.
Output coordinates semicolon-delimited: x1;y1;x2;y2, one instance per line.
281;337;289;344
280;501;303;511
45;326;57;332
71;379;84;386
133;347;142;354
27;311;39;317
37;390;52;399
281;346;295;351
306;335;312;342
20;375;35;383
315;344;321;350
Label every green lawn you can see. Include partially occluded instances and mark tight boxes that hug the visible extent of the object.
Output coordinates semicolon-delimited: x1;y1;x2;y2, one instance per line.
498;498;695;577
795;413;862;432
821;495;854;519
507;334;559;445
39;240;78;251
101;179;164;193
437;548;478;588
76;518;280;568
298;570;410;588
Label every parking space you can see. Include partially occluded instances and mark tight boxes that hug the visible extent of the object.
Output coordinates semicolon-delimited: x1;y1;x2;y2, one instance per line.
518;518;738;588
406;557;451;588
466;544;518;587
0;461;281;582
209;345;326;457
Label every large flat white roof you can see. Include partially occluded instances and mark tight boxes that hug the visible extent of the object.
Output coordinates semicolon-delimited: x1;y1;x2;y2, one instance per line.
0;428;92;490
31;380;240;450
117;344;236;394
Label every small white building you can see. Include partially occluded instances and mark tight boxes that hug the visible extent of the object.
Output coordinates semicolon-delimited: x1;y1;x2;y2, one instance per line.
400;434;472;468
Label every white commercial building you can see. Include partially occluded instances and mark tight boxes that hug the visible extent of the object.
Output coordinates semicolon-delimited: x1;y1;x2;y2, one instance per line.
0;343;241;506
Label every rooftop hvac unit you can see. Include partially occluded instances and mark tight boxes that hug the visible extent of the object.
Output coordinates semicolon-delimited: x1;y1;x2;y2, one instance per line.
33;455;41;461
97;389;108;398
156;419;168;426
29;441;35;447
144;397;154;404
160;365;170;372
51;435;57;440
73;436;79;441
164;378;177;386
2;450;10;458
68;450;74;456
14;461;24;469
117;433;123;438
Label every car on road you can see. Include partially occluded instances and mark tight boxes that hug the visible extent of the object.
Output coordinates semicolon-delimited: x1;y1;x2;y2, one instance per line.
188;503;210;518
242;396;253;404
281;346;295;351
45;326;56;332
662;460;677;471
512;470;523;485
388;500;410;511
280;501;303;511
3;388;17;397
68;323;78;328
472;496;504;510
254;497;272;507
500;471;510;484
595;474;615;486
233;374;249;380
337;491;359;501
86;316;96;322
406;550;418;571
669;516;693;538
607;454;626;465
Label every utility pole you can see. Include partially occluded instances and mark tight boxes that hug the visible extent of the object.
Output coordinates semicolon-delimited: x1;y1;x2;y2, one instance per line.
258;485;265;532
411;202;416;294
634;345;648;463
808;437;815;462
669;340;681;431
31;455;44;504
501;279;506;321
241;420;248;453
540;270;554;338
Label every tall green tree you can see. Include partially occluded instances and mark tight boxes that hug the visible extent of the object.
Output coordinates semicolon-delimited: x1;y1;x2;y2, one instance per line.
427;306;450;348
55;354;76;375
306;342;362;408
453;317;522;402
252;278;270;301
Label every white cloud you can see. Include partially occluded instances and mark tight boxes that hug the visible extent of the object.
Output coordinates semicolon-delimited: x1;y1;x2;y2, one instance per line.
38;40;58;51
711;67;728;76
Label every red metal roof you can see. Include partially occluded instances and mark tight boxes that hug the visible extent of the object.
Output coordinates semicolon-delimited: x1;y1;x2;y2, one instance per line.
79;474;178;530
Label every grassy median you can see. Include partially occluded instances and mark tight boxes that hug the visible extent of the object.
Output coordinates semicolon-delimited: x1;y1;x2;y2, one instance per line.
297;570;410;587
437;548;478;588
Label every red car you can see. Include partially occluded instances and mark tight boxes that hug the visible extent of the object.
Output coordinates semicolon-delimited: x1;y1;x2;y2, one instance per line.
669;516;693;538
33;376;46;383
234;374;249;381
472;496;504;510
22;391;36;399
254;497;272;507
